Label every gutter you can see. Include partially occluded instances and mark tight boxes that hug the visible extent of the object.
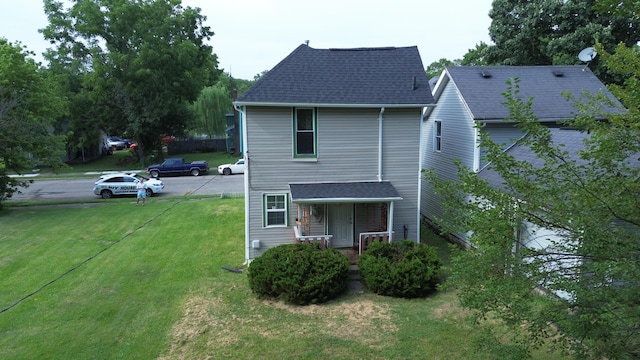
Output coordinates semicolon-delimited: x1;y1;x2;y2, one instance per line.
233;101;433;108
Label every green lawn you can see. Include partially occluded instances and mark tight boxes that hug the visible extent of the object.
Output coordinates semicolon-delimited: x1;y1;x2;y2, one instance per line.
0;198;569;359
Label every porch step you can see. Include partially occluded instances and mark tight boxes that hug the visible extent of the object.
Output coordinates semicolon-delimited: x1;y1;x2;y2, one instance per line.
347;264;364;293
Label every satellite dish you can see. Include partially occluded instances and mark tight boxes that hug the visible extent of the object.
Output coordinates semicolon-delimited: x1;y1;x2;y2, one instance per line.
578;47;597;62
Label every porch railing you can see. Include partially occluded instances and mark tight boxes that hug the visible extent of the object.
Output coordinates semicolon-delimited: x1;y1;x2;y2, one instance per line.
293;226;333;249
358;231;394;254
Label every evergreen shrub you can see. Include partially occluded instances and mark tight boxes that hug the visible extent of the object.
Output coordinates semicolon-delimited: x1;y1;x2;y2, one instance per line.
358;240;442;298
247;243;350;305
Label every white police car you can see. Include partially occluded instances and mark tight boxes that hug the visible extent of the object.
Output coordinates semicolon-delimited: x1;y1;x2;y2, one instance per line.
93;173;164;199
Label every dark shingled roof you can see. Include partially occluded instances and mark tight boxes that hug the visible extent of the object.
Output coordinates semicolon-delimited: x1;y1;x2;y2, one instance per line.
478;127;592;190
445;66;623;121
235;45;435;106
289;181;402;203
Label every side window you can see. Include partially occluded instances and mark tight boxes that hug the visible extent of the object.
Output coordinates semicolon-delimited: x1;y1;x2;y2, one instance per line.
263;193;288;227
434;120;442;152
293;108;316;157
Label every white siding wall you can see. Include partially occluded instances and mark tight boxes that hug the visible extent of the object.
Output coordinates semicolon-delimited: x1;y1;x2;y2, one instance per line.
420;81;476;227
246;106;422;258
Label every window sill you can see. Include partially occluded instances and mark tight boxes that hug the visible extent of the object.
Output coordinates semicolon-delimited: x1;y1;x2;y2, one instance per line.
291;158;318;163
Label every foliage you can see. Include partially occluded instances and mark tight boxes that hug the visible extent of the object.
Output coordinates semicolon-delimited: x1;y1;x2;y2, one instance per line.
460;42;490;66
425;58;460;80
215;71;254;97
425;44;640;358
427;42;490;82
191;83;231;138
484;0;640;84
41;0;219;162
247;243;349;305
358;240;442;298
0;39;67;209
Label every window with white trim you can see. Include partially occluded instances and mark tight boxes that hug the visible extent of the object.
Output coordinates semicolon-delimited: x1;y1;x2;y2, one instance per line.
263;193;288;227
293;108;316;157
434;120;442;152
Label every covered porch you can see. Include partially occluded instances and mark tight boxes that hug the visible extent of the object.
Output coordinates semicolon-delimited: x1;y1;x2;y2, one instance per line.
289;181;402;254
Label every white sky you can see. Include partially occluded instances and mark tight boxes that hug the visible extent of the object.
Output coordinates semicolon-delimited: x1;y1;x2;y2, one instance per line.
0;0;494;80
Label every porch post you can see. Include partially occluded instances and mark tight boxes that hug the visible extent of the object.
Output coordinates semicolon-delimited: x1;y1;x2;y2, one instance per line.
388;201;394;242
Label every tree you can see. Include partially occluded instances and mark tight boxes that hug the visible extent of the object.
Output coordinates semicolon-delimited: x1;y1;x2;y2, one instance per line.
0;39;67;208
425;58;460;80
460;42;490;66
191;83;231;138
41;0;218;161
425;44;640;358
485;0;640;83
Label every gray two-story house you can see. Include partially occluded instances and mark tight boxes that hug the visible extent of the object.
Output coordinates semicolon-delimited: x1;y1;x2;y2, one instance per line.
420;65;621;244
234;44;435;262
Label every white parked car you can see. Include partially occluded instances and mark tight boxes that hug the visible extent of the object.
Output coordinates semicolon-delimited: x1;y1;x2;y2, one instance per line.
217;159;245;175
107;136;127;150
93;173;164;199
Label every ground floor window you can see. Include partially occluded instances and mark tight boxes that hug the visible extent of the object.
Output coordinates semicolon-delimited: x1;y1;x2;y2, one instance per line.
264;193;288;227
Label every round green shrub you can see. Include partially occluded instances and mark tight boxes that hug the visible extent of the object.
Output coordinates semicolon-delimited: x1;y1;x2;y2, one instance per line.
247;243;350;305
358;240;442;298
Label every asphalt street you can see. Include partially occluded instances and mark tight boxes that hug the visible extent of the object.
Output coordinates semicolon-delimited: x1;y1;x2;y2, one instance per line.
8;173;244;202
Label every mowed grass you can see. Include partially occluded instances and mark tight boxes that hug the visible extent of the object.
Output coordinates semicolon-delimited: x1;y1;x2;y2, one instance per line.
0;198;569;359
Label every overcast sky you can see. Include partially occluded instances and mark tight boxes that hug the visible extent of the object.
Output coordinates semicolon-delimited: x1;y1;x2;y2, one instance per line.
0;0;494;80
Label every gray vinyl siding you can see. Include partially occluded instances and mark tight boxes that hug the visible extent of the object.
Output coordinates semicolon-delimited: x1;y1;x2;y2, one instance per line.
381;108;422;241
421;80;476;227
245;106;422;256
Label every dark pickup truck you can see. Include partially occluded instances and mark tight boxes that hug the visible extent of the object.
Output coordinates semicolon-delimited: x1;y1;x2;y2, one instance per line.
147;158;209;178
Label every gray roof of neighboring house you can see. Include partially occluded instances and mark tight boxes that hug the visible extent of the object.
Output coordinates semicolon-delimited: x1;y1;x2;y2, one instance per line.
478;127;592;190
235;44;435;107
289;181;402;203
441;65;623;121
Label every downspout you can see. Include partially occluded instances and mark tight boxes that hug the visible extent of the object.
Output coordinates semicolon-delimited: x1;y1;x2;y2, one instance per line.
417;110;426;243
388;201;394;242
234;104;251;264
378;107;385;182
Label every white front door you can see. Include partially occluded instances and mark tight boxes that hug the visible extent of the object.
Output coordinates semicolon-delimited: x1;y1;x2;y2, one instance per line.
328;203;354;248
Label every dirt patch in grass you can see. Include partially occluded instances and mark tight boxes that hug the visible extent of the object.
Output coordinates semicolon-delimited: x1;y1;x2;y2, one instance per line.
264;297;397;333
161;294;397;359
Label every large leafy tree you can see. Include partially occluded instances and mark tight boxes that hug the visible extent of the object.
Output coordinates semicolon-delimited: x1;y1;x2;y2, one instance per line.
426;44;640;358
0;39;67;208
485;0;640;83
191;82;231;138
41;0;218;160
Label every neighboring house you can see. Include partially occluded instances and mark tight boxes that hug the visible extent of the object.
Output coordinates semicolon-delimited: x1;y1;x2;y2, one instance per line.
234;44;435;262
420;65;622;244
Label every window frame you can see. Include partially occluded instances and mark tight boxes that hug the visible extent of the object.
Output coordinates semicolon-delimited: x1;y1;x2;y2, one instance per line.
293;107;317;158
263;193;289;227
434;120;442;152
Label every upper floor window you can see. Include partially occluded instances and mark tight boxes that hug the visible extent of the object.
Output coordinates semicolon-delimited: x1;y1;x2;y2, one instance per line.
294;108;316;157
264;193;288;227
434;120;442;152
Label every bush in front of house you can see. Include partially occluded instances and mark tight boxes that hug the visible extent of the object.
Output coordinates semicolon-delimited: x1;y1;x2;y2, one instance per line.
358;240;442;298
247;243;350;305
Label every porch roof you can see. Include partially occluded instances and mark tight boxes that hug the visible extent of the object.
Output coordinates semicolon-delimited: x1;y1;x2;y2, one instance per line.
288;181;402;203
